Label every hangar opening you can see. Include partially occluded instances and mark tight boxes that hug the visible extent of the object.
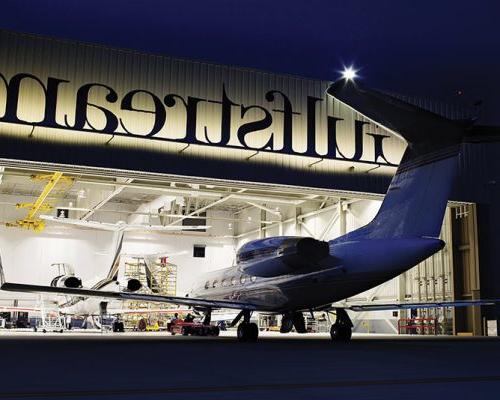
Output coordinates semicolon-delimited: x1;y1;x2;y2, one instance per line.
0;164;481;336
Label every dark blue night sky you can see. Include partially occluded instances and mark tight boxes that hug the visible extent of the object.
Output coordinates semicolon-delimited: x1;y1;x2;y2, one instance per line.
1;0;499;123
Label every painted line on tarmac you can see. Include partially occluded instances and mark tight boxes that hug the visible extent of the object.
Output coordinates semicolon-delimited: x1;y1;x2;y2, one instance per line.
2;376;500;398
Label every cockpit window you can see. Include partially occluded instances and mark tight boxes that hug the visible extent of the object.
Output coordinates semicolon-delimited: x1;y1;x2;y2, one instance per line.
250;276;257;283
240;275;247;284
230;277;237;286
212;280;218;288
222;279;228;287
204;281;210;289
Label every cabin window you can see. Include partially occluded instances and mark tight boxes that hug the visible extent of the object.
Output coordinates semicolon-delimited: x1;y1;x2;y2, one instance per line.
250;276;257;283
230;277;237;286
204;281;210;289
240;275;247;284
212;280;218;288
222;279;228;287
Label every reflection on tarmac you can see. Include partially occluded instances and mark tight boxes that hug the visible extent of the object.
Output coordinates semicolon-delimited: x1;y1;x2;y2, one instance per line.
0;331;499;399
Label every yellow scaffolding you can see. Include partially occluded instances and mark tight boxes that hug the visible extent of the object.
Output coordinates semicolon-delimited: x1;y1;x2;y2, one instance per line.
122;256;178;329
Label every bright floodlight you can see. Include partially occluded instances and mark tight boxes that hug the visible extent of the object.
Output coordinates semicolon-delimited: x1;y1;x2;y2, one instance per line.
342;66;357;81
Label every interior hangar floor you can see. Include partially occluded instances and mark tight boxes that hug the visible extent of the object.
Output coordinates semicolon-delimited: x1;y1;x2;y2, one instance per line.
0;331;498;399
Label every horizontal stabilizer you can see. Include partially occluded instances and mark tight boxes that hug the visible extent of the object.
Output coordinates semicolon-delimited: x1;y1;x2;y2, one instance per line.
335;299;500;312
465;125;500;143
327;79;464;148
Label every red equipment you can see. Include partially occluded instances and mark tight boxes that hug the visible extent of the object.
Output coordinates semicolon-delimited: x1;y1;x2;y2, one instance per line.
398;317;438;335
168;320;220;336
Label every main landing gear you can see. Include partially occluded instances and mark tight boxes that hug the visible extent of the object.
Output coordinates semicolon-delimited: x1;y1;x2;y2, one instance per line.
280;311;307;333
231;310;259;342
330;308;353;342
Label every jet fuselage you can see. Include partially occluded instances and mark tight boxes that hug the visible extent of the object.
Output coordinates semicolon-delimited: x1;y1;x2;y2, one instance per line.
190;236;444;313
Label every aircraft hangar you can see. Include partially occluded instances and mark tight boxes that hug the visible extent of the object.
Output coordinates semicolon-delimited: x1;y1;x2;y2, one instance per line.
0;28;498;337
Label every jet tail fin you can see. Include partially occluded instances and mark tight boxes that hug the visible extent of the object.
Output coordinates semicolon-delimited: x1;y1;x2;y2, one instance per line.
327;79;466;240
91;231;124;290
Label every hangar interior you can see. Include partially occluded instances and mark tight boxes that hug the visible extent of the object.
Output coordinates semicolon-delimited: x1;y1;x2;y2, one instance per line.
0;165;482;335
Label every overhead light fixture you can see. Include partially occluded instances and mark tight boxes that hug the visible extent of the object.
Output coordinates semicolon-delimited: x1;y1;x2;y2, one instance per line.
342;66;358;81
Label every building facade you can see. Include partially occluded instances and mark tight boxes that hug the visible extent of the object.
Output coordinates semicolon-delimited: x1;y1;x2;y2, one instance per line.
0;29;499;334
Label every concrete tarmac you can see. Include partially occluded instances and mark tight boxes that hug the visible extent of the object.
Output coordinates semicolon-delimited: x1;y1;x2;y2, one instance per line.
0;331;499;399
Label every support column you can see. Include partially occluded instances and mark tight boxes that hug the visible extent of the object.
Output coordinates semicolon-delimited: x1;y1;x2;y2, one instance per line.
338;199;347;236
259;210;266;239
295;207;301;236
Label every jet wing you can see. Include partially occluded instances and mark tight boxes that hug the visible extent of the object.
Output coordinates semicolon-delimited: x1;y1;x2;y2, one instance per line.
0;282;258;311
39;216;120;231
335;299;500;312
40;215;208;232
0;305;41;312
123;224;208;232
121;250;187;258
108;307;188;314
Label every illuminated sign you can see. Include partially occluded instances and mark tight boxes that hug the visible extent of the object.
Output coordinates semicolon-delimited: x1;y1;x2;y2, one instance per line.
0;72;397;167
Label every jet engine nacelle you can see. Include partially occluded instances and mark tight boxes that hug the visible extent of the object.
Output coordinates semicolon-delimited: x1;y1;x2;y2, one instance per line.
237;237;331;277
50;275;83;288
124;278;142;292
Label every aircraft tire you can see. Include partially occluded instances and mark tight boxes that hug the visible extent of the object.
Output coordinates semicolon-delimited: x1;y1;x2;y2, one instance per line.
237;323;246;341
237;322;259;342
248;322;258;341
292;312;307;333
280;315;294;333
341;326;352;341
112;321;124;333
330;324;352;342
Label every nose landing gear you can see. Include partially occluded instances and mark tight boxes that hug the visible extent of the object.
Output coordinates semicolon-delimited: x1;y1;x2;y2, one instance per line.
330;308;353;342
